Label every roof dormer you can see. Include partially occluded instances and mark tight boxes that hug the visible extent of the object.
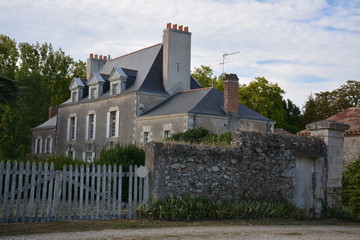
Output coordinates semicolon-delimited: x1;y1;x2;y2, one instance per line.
87;73;105;99
69;78;86;102
109;67;128;95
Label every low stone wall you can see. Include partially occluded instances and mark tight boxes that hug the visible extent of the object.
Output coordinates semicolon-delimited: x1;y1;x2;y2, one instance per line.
145;132;326;205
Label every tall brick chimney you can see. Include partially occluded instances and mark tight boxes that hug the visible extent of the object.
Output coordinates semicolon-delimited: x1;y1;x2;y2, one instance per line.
223;73;239;116
48;106;58;119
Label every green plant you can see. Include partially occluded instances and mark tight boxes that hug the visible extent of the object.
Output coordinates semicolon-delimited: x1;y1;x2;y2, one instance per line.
166;128;231;146
137;195;306;221
94;144;145;171
342;157;360;218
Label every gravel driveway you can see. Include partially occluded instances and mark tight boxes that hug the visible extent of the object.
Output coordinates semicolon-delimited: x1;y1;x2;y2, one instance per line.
1;225;359;240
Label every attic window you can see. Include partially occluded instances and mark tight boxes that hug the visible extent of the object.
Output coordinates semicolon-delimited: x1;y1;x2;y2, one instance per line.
112;83;119;95
72;91;77;102
90;88;96;99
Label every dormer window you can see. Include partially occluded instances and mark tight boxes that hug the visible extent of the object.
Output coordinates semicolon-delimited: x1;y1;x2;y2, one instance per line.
87;73;105;99
90;87;97;99
112;83;119;95
69;78;85;102
72;91;77;102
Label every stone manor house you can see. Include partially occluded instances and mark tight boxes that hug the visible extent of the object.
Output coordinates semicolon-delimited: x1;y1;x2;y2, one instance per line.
31;23;274;162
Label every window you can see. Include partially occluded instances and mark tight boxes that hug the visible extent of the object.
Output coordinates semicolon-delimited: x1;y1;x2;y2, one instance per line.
164;130;171;138
67;115;77;140
67;151;75;159
44;137;52;153
106;109;119;138
90;88;96;99
144;132;150;143
72;91;77;102
110;111;116;137
35;138;42;154
86;114;96;139
112;83;119;95
84;152;95;163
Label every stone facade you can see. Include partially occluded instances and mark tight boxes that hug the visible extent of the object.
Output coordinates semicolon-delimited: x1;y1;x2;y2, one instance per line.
146;131;328;216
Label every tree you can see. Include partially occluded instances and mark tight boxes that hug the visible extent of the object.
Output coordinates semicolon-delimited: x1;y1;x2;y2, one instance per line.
0;35;86;159
191;65;216;87
238;77;288;129
301;80;360;126
0;35;18;80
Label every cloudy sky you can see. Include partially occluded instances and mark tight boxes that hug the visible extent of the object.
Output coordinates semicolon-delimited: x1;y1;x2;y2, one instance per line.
1;0;359;107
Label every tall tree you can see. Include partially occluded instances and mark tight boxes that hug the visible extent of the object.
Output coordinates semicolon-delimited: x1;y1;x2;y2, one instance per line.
238;77;288;129
191;65;216;87
301;80;360;125
0;36;86;159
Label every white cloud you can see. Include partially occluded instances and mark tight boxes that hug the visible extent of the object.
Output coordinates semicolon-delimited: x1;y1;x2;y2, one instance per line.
0;0;359;107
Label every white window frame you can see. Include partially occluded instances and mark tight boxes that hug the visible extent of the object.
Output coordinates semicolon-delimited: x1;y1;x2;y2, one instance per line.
44;137;53;154
83;152;95;163
71;91;77;102
89;87;97;99
35;138;42;154
112;83;119;95
67;114;77;141
106;107;119;138
85;112;96;140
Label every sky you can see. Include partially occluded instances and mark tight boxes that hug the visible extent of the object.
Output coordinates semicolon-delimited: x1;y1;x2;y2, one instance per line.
1;0;359;108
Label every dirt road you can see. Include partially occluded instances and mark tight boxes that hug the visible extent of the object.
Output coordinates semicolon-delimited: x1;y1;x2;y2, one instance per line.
1;225;359;240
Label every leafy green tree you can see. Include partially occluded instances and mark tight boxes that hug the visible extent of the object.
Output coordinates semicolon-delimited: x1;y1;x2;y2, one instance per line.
0;35;18;80
301;80;360;126
191;65;217;87
238;77;288;129
283;99;302;133
0;35;86;159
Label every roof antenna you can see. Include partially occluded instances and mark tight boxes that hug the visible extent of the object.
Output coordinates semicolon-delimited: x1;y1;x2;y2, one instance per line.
220;51;239;73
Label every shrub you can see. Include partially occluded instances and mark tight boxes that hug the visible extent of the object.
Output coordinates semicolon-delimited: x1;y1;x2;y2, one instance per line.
342;157;360;218
137;195;306;221
94;144;145;171
167;127;231;146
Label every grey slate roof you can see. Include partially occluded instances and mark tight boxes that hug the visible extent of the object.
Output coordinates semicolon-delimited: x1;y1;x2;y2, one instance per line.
33;115;57;130
140;88;274;122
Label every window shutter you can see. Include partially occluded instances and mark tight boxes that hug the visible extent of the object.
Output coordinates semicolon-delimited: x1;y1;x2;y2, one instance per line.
85;115;89;140
39;138;43;153
106;112;110;138
115;111;120;137
49;138;53;153
74;117;78;140
82;152;86;161
93;114;97;139
35;139;38;154
67;118;70;140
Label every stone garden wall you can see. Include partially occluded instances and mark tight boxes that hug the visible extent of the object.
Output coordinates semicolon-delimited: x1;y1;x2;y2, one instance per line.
146;132;326;204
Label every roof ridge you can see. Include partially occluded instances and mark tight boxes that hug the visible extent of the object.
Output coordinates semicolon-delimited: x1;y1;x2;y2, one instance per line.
179;87;212;93
111;43;162;61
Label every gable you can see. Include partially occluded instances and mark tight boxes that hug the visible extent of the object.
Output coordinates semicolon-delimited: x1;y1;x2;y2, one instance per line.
87;73;105;86
69;78;86;90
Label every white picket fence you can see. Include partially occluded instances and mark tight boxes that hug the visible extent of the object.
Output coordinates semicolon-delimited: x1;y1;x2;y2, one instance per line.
0;161;149;223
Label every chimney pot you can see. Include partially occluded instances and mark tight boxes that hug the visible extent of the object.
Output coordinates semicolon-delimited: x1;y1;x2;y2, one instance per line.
94;54;98;59
173;24;177;30
103;55;107;61
166;22;171;29
179;25;183;31
184;26;189;32
99;55;103;60
90;53;94;58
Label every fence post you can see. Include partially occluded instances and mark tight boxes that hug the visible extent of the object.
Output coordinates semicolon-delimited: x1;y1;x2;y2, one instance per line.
15;161;24;222
118;165;122;218
41;162;49;222
128;165;133;219
53;169;62;221
2;161;11;223
9;161;18;222
47;162;55;221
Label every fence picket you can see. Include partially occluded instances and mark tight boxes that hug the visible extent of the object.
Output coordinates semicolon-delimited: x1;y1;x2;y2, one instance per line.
41;162;49;222
2;161;11;223
0;162;148;224
15;161;24;222
68;164;73;221
61;164;67;221
9;161;18;222
128;165;133;219
79;165;84;220
22;161;30;222
74;165;79;220
95;164;101;219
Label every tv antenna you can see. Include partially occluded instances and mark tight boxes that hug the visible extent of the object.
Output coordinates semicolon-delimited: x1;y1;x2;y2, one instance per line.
220;51;240;73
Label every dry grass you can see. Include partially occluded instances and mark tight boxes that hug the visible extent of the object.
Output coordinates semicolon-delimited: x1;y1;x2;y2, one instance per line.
0;218;359;237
